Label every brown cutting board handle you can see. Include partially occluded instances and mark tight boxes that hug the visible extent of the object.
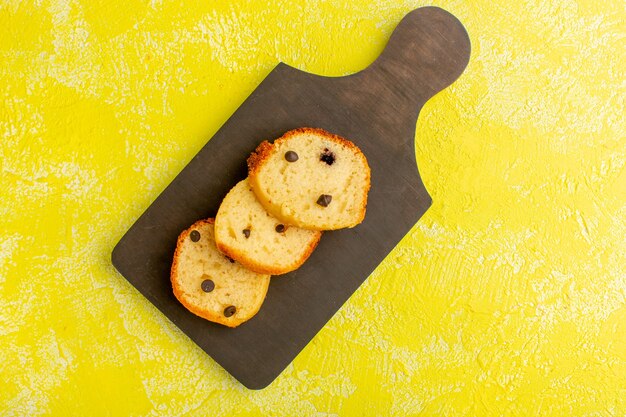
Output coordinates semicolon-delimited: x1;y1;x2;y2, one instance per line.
354;6;471;108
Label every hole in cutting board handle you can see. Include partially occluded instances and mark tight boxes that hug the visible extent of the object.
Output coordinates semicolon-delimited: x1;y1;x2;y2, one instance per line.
359;6;471;104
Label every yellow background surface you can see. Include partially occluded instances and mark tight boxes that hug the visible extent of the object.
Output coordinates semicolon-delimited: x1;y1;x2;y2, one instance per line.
2;0;625;415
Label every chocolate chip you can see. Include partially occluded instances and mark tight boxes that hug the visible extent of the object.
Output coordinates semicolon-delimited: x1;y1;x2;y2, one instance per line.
225;256;235;263
285;151;299;162
275;224;285;233
320;148;335;165
190;230;200;242
224;306;236;317
243;229;250;238
201;279;215;293
316;194;332;207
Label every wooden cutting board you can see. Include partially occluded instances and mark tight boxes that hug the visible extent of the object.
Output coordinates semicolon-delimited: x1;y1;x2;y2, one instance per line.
112;6;470;389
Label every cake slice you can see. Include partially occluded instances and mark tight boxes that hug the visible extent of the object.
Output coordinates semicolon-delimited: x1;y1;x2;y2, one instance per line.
171;218;270;327
247;127;371;230
214;178;321;275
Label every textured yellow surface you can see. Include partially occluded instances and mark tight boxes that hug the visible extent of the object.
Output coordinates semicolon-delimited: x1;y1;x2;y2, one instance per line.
1;0;625;415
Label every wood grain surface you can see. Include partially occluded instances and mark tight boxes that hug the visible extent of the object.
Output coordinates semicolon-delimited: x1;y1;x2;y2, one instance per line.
112;6;471;389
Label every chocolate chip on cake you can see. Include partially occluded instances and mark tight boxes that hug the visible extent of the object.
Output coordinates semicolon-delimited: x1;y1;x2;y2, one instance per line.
224;305;236;317
225;255;235;263
242;229;251;238
285;151;299;162
320;148;335;165
275;224;285;233
316;194;332;207
190;230;201;242
200;278;215;293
